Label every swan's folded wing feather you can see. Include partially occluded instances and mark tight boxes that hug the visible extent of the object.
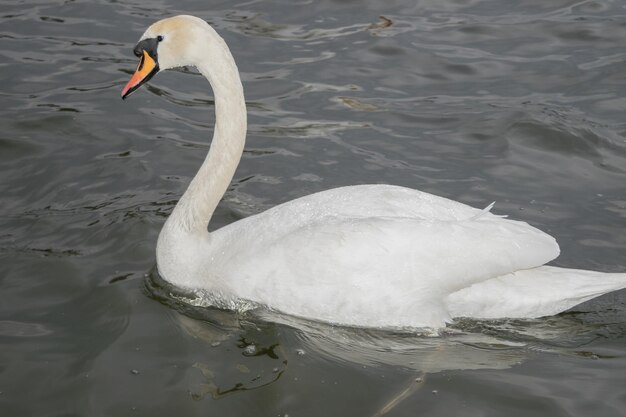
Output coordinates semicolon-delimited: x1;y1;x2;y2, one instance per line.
217;212;559;328
259;184;494;223
274;214;559;290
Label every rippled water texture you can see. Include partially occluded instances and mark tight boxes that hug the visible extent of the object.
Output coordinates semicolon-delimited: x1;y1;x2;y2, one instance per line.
2;0;626;416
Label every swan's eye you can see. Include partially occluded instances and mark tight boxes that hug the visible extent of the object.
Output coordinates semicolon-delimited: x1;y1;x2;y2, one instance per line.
157;35;164;42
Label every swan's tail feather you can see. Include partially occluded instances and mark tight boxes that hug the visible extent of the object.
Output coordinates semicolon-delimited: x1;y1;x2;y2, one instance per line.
446;266;626;319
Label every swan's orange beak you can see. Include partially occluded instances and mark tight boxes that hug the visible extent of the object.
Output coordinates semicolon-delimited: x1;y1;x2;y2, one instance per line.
121;50;159;99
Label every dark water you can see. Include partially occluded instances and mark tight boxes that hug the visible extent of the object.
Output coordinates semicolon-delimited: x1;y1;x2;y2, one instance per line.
2;0;626;415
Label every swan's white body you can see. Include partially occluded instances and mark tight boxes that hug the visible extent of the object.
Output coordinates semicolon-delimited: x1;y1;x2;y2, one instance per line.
127;15;626;329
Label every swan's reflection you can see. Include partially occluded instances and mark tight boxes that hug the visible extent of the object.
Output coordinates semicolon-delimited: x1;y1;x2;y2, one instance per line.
147;267;619;413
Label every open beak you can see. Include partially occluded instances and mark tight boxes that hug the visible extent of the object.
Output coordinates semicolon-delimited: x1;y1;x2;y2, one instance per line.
121;50;159;99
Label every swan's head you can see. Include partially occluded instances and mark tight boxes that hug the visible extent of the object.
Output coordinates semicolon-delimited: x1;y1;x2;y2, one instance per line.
121;15;209;99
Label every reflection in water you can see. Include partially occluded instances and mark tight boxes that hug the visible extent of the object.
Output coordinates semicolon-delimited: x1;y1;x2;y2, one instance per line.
146;268;621;414
0;320;52;337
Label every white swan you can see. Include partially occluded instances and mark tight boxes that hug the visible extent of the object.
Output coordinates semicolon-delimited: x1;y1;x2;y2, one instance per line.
121;15;626;329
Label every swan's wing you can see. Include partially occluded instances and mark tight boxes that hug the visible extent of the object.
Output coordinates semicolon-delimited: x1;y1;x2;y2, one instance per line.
262;184;492;223
266;214;558;290
217;212;559;328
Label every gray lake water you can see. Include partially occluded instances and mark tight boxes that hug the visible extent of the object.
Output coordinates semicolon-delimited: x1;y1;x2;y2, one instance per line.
2;0;626;416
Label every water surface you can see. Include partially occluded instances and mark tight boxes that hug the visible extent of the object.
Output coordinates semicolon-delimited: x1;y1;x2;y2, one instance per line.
1;0;626;416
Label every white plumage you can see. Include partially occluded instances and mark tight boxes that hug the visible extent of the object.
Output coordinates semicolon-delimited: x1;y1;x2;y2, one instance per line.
122;15;626;330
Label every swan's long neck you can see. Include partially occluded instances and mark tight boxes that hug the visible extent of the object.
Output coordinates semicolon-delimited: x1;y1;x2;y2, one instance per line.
167;28;247;235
